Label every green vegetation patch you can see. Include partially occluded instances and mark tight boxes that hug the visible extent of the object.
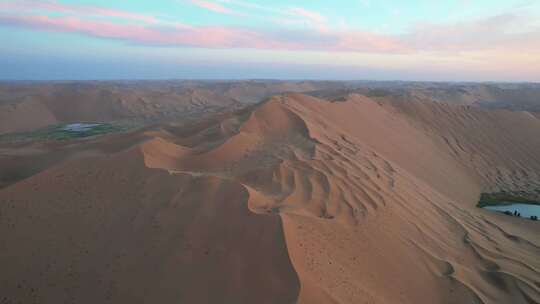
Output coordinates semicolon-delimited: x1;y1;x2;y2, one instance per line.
477;192;540;208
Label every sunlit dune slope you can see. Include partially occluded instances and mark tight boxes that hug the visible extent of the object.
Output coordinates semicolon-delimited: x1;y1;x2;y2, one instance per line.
142;93;540;303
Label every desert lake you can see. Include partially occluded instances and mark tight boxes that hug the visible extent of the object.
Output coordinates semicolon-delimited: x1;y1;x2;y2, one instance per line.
483;203;540;218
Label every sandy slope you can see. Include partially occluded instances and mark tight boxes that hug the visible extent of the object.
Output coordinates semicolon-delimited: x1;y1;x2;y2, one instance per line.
0;97;58;134
0;148;299;304
268;94;540;303
1;93;539;303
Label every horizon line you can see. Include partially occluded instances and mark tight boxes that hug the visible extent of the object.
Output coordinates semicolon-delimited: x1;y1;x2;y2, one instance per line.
1;78;539;85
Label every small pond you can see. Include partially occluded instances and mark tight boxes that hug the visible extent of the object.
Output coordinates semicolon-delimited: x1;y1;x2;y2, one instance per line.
0;122;129;142
62;123;103;132
49;122;122;139
478;192;540;221
483;203;540;219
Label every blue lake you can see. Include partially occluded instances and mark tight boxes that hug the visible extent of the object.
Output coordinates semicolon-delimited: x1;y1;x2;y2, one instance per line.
483;203;540;218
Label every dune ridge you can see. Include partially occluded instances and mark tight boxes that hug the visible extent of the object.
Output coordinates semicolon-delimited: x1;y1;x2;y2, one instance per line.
1;92;539;303
142;93;540;303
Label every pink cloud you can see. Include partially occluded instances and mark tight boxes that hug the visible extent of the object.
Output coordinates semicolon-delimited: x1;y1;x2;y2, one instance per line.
189;0;244;16
0;2;539;56
0;13;409;52
0;0;157;23
287;7;327;26
191;1;332;31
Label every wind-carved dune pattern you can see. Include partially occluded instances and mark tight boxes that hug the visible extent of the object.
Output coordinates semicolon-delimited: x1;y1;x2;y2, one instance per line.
140;93;540;303
1;92;539;303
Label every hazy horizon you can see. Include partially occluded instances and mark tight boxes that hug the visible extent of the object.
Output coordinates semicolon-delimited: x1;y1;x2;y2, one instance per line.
1;78;539;85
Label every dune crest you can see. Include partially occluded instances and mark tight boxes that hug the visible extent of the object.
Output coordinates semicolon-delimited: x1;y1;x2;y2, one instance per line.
139;93;539;303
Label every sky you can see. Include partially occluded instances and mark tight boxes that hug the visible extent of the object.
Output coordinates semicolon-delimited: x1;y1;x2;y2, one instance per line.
0;0;539;81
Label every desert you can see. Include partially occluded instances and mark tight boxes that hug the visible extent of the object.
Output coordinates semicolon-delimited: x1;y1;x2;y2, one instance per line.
0;81;539;303
2;0;540;303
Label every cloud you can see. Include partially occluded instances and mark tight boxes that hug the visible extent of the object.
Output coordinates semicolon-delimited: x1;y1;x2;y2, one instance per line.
215;0;284;15
1;1;539;56
0;13;409;53
287;7;328;29
189;0;244;16
190;0;331;31
0;0;158;23
406;13;540;52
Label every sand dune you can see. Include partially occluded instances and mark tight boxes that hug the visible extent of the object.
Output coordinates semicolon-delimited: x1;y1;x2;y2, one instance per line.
140;93;539;303
1;91;539;303
0;97;58;133
3;81;538;135
0;149;299;303
0;81;344;135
